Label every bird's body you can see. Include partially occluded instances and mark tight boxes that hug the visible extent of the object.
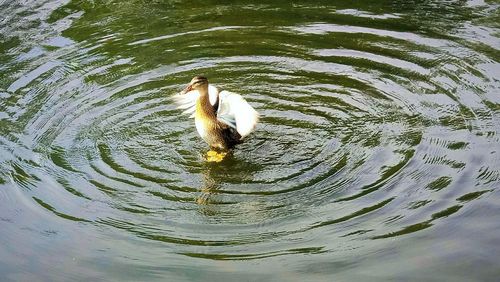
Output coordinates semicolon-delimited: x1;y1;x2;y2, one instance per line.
193;90;241;149
174;76;259;151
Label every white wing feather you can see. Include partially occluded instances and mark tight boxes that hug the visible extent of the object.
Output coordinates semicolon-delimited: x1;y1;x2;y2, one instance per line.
173;84;259;139
173;85;219;118
172;89;198;117
217;91;259;138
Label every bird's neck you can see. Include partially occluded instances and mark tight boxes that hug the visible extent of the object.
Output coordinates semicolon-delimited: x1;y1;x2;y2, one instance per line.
196;86;216;119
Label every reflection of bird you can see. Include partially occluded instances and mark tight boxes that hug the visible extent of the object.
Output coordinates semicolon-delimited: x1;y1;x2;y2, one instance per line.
174;76;259;153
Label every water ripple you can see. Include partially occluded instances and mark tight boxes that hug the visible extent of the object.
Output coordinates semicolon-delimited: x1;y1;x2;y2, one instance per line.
1;0;499;280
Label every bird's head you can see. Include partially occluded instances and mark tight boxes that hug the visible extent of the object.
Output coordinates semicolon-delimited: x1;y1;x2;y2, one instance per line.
181;76;208;94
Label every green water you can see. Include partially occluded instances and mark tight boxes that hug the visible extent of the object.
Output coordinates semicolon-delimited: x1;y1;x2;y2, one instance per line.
1;0;499;281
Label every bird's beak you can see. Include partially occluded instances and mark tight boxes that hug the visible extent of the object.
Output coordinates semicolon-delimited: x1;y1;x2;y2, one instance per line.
180;84;193;95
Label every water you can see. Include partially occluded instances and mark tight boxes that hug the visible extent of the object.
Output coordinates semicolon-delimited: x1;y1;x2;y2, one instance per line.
1;0;499;280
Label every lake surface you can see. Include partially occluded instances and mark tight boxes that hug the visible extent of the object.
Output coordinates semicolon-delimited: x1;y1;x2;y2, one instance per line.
1;0;499;281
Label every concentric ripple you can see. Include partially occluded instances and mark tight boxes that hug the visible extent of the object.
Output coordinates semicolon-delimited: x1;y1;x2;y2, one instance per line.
1;0;499;280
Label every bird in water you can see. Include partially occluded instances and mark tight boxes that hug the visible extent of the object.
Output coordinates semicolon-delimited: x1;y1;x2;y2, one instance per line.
173;76;259;162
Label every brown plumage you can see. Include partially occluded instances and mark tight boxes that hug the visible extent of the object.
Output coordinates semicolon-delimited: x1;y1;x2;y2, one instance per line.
175;76;259;152
189;76;241;150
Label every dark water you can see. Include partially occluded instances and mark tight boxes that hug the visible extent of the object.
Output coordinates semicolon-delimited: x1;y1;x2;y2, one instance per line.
1;0;500;280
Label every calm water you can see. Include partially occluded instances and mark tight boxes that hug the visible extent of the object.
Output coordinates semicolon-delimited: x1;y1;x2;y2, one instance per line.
1;0;499;281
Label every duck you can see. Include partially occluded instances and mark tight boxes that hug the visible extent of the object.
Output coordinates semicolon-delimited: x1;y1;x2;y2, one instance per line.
174;76;259;153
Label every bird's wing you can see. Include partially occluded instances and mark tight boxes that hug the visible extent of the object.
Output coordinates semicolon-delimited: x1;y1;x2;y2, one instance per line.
217;91;259;138
208;85;219;106
172;90;199;118
172;85;219;118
